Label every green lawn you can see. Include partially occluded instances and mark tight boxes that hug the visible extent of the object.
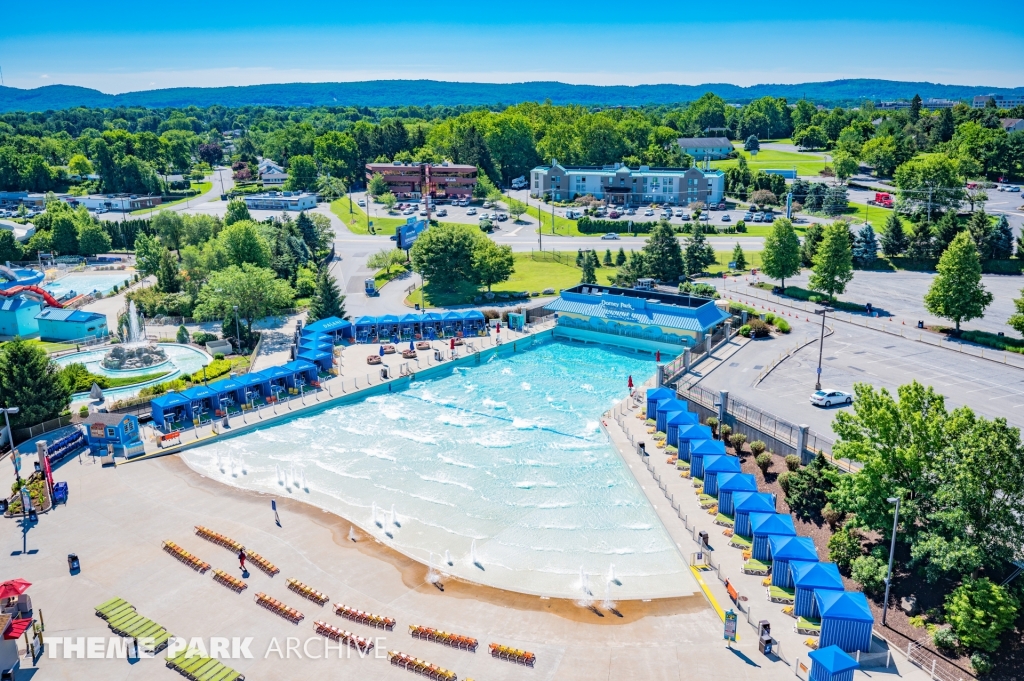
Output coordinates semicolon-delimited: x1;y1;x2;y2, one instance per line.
508;198;586;236
330;197;407;235
711;145;829;177
842;202;893;226
375;265;412;289
131;182;213;215
20;339;77;354
706;250;764;275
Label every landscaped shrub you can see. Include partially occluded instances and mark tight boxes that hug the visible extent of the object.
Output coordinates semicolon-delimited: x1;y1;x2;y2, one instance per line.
764;312;776;324
755;452;772;473
728;301;758;316
774;319;791;333
213;353;225;360
828;524;863;572
945;578;1019;653
822;502;843;530
851;554;888;594
678;282;720;299
782;452;835;518
748;318;770;338
78;405;89;417
784;454;801;471
705;416;718;436
720;424;732;439
192;331;218;345
959;329;1024;355
749;440;766;456
729;433;747;452
932;627;959;652
971;652;993;675
738;324;752;338
176;325;190;344
778;471;792;494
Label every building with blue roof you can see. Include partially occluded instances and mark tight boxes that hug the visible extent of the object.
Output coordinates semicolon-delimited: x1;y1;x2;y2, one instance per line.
150;392;192;428
768;536;818;587
716;473;758;515
547;284;729;348
701;454;742;496
749;512;797;561
808;645;859;681
816;591;874;653
0;295;41;337
301;316;352;339
733;492;777;537
793;562;845;619
654;398;689;432
645;387;674;417
673;423;713;456
35;307;108;341
689;439;727;479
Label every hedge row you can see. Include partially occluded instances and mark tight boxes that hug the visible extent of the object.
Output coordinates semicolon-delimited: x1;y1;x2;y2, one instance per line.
860;257;1022;275
577;217;659;234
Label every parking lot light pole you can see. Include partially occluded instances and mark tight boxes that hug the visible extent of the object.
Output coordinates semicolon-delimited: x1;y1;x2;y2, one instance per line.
814;307;832;391
882;496;901;626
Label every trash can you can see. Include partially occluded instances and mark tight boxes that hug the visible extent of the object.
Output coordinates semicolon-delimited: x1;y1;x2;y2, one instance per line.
28;509;38;522
68;553;80;572
758;634;773;655
758;620;771;637
698;531;710;548
0;499;7;514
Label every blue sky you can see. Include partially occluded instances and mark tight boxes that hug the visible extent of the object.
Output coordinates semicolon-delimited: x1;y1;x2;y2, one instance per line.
3;1;1023;92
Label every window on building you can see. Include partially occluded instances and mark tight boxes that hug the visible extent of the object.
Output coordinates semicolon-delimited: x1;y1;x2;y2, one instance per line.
123;419;135;434
106;427;116;438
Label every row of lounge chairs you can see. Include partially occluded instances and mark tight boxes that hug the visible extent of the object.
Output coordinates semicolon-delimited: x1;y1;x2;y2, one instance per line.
409;625;478;651
335;603;395;630
387;650;457;680
94;598;173;653
195;526;243;553
246;551;279;576
255;592;303;624
287;578;329;605
313;620;374;653
489;642;536;666
213;570;247;593
166;650;244;681
163;541;211;573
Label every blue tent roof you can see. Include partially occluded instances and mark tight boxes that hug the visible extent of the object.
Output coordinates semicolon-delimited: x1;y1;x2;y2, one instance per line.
302;317;351;334
792;561;844;591
768;535;819;562
150;392;190;408
691;439;727;455
298;349;332;363
399;313;421;323
299;340;333;352
703;455;743;475
207;377;243;394
377;314;399;324
647;387;674;401
421;312;442;321
257;366;293;380
748;512;797;537
667;411;698;426
282;360;317;374
733;492;776;514
809;646;859;675
236;372;270;388
656;398;688;414
181;385;218;401
717;473;759;494
816;590;874;622
441;311;462;320
676;423;713;440
463;310;485;320
354;315;377;326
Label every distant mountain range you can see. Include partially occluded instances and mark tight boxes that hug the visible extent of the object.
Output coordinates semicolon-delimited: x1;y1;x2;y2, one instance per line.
2;79;1023;112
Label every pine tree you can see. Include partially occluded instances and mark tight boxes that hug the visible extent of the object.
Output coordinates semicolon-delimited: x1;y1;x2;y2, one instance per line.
880;213;908;257
0;339;71;428
643;220;685;282
800;223;824;267
731;242;747;271
295;211;318;252
762;218;801;289
906;224;936;259
924;231;992;333
968;210;994;259
683;223;716;276
580;250;597;284
615;247;626;266
157;248;182;293
852;224;878;268
576;249;584;267
990;216;1014;260
933;211;963;253
809;222;854;301
909;94;922;122
603;249;613;266
307;266;347;322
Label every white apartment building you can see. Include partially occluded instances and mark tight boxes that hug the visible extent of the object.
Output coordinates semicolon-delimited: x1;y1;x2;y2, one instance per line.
529;161;725;207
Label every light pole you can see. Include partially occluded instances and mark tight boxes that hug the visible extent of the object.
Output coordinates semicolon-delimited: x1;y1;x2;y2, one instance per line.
882;496;901;626
814;307;832;391
3;407;20;482
233;305;241;354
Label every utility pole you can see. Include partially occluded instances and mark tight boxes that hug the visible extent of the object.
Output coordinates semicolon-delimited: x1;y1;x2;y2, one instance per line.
814;307;832;391
882;497;901;626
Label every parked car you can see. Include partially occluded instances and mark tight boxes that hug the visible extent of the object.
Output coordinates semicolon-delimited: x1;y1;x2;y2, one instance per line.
496;213;508;221
466;207;477;215
625;208;636;216
721;214;731;222
419;209;428;216
565;209;583;219
810;389;853;407
482;201;492;208
678;212;690;221
608;210;620;219
403;208;416;215
743;211;754;220
644;209;654;216
661;211;673;219
700;212;710;221
717;202;727;210
480;212;490;220
752;212;764;222
357;199;366;207
1009;185;1021;192
435;208;447;217
601;233;620;240
674;208;686;217
764;213;775;222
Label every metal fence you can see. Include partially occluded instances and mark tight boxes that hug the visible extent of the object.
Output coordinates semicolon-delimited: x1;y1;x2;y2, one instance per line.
906;639;975;681
11;414;75;446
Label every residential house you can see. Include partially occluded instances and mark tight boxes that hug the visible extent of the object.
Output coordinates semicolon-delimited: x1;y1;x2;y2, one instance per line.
676;137;734;160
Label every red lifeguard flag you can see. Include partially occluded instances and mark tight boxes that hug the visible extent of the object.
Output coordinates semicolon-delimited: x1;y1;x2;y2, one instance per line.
628;375;634;389
450;338;455;350
655;350;661;363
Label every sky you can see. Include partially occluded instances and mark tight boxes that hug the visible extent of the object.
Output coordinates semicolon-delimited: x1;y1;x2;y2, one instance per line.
2;1;1023;92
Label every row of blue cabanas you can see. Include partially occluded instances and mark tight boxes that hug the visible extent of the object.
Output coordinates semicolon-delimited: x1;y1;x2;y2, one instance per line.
645;386;876;655
151;360;321;428
353;310;487;342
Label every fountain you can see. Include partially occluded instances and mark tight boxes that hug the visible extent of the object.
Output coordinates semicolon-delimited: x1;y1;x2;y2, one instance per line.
102;301;168;371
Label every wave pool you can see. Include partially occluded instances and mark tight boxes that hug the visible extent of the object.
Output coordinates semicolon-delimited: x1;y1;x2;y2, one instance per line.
182;340;695;600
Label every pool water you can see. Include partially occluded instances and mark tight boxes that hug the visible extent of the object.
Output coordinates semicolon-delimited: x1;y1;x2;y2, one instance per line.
45;271;133;298
182;340;695;601
55;344;211;400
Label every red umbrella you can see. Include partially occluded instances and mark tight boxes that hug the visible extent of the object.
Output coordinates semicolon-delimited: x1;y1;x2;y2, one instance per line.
627;375;634;389
450;338;455;350
0;579;31;599
655;350;661;363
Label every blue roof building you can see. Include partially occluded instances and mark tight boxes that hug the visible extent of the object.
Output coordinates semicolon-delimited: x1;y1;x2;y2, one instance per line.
302;316;352;338
808;645;859;681
83;412;142;454
768;536;818;587
702;454;742;496
667;414;702;449
674;423;713;457
749;512;797;561
645;387;674;418
793;562;845;619
816;591;875;653
690;439;727;479
150;392;192;429
717;473;759;515
0;295;41;338
35;307;108;342
733;492;777;537
654;398;689;432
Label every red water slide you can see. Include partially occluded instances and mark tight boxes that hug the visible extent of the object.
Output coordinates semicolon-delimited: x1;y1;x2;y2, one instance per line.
0;285;63;308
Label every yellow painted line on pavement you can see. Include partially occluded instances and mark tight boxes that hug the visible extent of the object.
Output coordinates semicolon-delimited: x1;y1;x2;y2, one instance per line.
690;565;726;622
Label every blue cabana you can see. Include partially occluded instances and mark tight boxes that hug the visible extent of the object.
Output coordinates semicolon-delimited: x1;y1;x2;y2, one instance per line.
462;309;486;334
150;392;191;429
702;454;743;496
646;387;674;418
206;377;246;410
282;360;318;388
299;338;334;353
376;314;400;339
717;473;759;515
690;439;727;479
674;423;713;457
302;316;352;339
666;413;700;448
749;512;797;561
655;398;689;432
236;372;272;404
181;385;219;420
440;311;462;335
399;313;421;339
420;312;443;338
817;591;874;653
257;366;293;399
298;349;333;372
793;562;845;619
354;316;378;342
734;492;777;537
809;646;859;681
769;536;819;587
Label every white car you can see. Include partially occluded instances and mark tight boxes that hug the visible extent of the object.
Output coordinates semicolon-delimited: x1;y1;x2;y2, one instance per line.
418;209;428;216
482;201;492;208
357;199;366;207
403;208;416;215
644;209;654;216
601;232;620;240
674;208;686;217
435;208;447;217
1008;185;1021;193
480;212;490;219
810;389;853;407
466;207;477;215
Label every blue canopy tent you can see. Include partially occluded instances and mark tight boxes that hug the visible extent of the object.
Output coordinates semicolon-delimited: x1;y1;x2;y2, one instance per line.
646;387;674;418
793;562;844;619
702;454;743;496
398;313;421;339
420;312;443;339
690;439;727;479
257;366;293;400
666;412;700;448
816;591;874;653
354;316;378;342
768;536;819;587
181;385;219;421
655;398;689;432
150;392;191;429
440;311;462;335
808;646;859;681
282;360;318;388
749;512;797;561
236;372;272;405
299;338;334;354
206;377;246;411
717;473;759;515
462;309;486;334
674;423;713;457
733;492;777;537
376;314;400;340
298;349;333;372
302;316;352;340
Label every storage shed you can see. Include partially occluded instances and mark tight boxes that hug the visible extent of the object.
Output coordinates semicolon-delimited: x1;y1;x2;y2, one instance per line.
748;512;796;561
733;492;777;537
645;387;674;418
816;590;874;653
83;413;142;453
689;439;727;479
655;398;689;432
793;561;845;619
701;454;742;496
768;536;818;587
150;392;192;429
673;423;713;456
716;473;759;515
809;645;859;681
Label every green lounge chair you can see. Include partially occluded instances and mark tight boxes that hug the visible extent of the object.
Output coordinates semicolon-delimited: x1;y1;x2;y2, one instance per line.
729;534;752;549
796;616;821;635
768;586;795;603
95;597;129;617
743;558;771;575
714;513;735;526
